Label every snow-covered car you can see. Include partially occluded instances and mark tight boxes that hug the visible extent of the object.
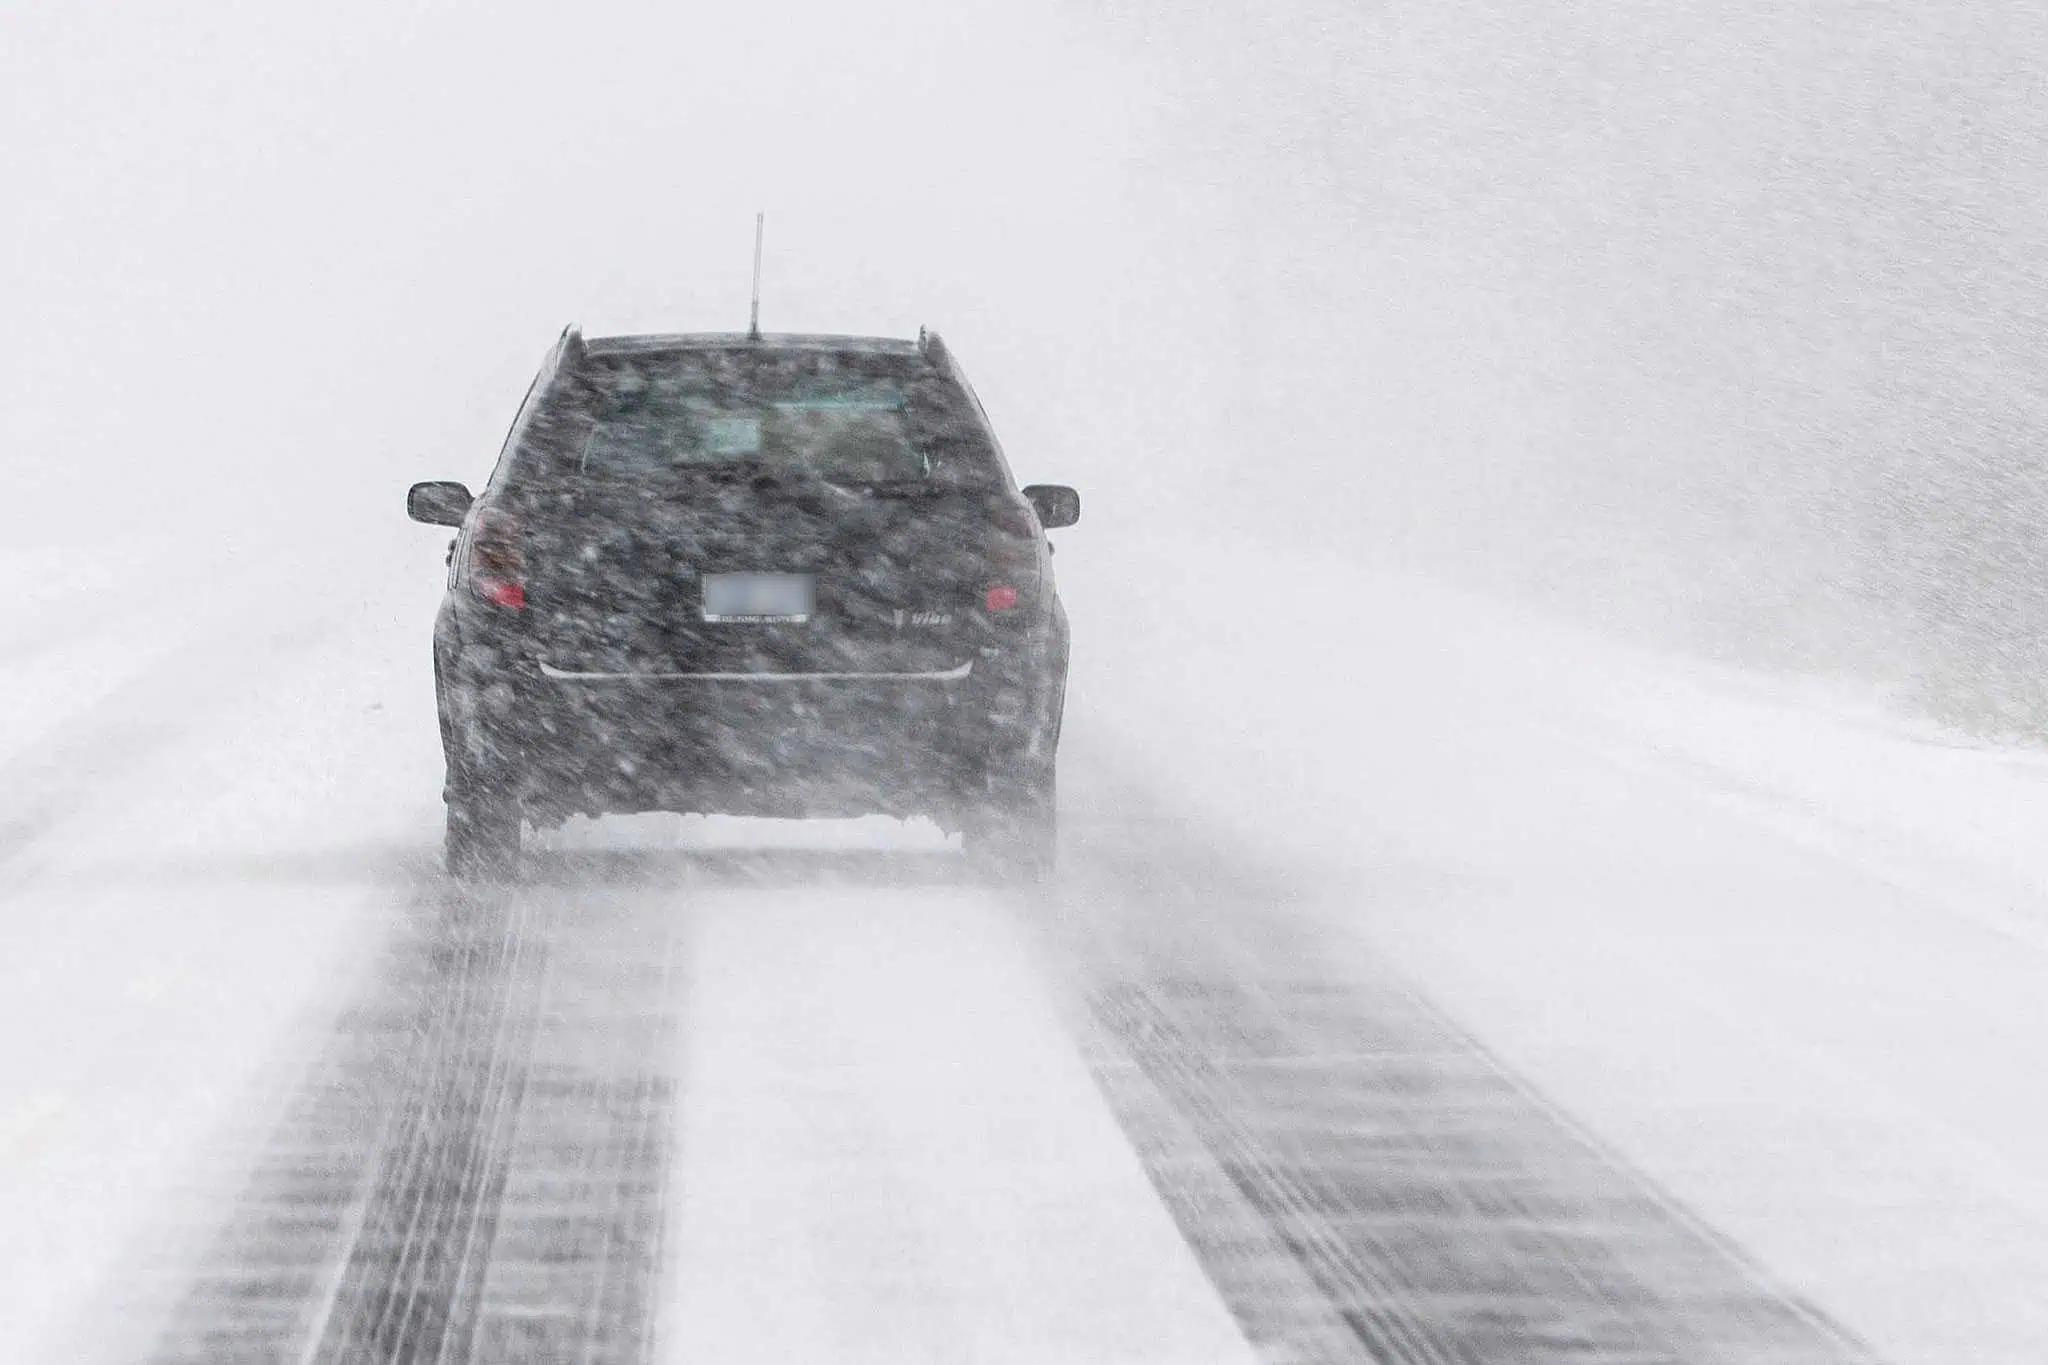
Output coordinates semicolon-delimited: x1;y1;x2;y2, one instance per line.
407;326;1079;879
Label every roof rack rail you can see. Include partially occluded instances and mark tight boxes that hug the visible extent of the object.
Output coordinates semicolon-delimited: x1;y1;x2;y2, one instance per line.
558;323;587;369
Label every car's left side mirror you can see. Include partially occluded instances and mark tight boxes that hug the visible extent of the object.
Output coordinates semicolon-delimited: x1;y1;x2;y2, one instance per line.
407;480;473;527
1022;484;1081;530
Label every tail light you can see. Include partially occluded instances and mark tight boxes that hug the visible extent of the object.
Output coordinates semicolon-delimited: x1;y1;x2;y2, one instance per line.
466;508;526;610
984;499;1039;616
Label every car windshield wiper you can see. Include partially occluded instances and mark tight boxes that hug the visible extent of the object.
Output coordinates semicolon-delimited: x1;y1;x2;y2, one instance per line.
855;477;949;497
675;461;777;478
578;459;767;482
663;462;818;488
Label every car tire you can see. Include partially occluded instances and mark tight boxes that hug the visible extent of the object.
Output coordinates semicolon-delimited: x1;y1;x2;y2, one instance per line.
446;773;521;880
964;755;1057;882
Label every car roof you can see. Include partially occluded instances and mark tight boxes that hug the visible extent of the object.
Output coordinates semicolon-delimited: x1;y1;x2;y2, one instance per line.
583;331;922;358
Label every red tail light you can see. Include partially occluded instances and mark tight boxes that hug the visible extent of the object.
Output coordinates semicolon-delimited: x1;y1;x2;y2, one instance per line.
984;498;1039;616
466;508;526;611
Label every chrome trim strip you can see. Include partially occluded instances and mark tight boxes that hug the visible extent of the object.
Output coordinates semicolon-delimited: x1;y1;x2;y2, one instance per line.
537;659;974;683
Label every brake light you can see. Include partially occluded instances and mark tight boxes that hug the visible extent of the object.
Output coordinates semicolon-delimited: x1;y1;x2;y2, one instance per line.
466;508;525;611
984;497;1039;617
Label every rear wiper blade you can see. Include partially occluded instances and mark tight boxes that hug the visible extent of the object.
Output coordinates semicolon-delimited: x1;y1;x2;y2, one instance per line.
857;478;949;497
665;462;808;487
677;461;771;476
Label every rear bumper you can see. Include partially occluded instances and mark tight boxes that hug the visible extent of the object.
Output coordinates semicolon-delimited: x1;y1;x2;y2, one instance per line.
534;658;974;683
455;656;1053;824
435;593;1067;824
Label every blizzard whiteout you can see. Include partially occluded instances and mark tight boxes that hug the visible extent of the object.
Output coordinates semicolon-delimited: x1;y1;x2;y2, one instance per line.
10;1;2048;1362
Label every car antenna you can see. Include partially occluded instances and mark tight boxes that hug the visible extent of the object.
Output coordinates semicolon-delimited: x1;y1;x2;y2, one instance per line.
748;211;765;341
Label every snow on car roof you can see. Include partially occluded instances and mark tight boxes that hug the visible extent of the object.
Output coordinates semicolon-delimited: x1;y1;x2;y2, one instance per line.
584;332;922;357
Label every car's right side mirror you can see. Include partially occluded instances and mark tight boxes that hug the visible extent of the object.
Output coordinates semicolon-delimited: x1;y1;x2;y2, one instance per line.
1022;484;1080;530
407;481;474;527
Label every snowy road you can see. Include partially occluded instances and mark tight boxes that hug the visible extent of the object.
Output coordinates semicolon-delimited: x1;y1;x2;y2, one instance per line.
131;787;1869;1365
5;530;2044;1362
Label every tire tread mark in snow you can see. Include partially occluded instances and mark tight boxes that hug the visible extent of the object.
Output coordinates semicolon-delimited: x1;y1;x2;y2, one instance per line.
146;882;678;1365
1057;759;1882;1365
1087;976;1884;1365
463;913;679;1364
308;894;543;1363
144;921;438;1365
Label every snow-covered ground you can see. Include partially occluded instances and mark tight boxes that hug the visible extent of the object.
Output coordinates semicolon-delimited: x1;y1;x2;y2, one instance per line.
1070;528;2048;1363
0;529;441;1363
6;522;2048;1362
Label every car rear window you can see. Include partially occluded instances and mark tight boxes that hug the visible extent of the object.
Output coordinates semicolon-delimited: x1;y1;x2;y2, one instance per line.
523;349;1001;489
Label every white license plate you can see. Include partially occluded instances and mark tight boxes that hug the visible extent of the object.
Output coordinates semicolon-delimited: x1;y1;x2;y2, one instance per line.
701;572;815;623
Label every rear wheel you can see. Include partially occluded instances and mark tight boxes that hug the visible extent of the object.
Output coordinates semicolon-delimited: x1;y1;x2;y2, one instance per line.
446;770;521;880
964;753;1057;882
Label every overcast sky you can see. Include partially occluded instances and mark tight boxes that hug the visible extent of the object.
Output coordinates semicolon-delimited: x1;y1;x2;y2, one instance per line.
12;0;2048;700
2;2;1198;544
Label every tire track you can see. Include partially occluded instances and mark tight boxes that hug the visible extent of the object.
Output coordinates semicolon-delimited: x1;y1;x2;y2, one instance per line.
306;892;547;1363
1087;975;1876;1364
1055;776;1883;1365
148;870;680;1364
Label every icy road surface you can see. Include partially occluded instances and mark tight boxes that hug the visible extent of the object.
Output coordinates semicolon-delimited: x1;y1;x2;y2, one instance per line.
4;527;2044;1362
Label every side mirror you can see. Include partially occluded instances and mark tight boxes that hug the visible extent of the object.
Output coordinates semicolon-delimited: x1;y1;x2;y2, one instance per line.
407;481;473;527
1022;484;1081;530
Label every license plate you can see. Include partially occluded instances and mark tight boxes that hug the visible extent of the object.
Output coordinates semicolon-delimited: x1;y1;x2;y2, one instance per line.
701;572;815;623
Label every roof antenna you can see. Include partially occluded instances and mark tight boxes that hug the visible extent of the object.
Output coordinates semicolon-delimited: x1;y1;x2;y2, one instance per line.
748;211;764;340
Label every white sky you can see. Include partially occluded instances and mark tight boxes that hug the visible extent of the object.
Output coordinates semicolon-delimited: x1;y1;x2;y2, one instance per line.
2;1;1199;543
11;0;2047;686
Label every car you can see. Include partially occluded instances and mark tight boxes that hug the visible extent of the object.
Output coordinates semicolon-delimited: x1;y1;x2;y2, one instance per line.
406;325;1079;880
